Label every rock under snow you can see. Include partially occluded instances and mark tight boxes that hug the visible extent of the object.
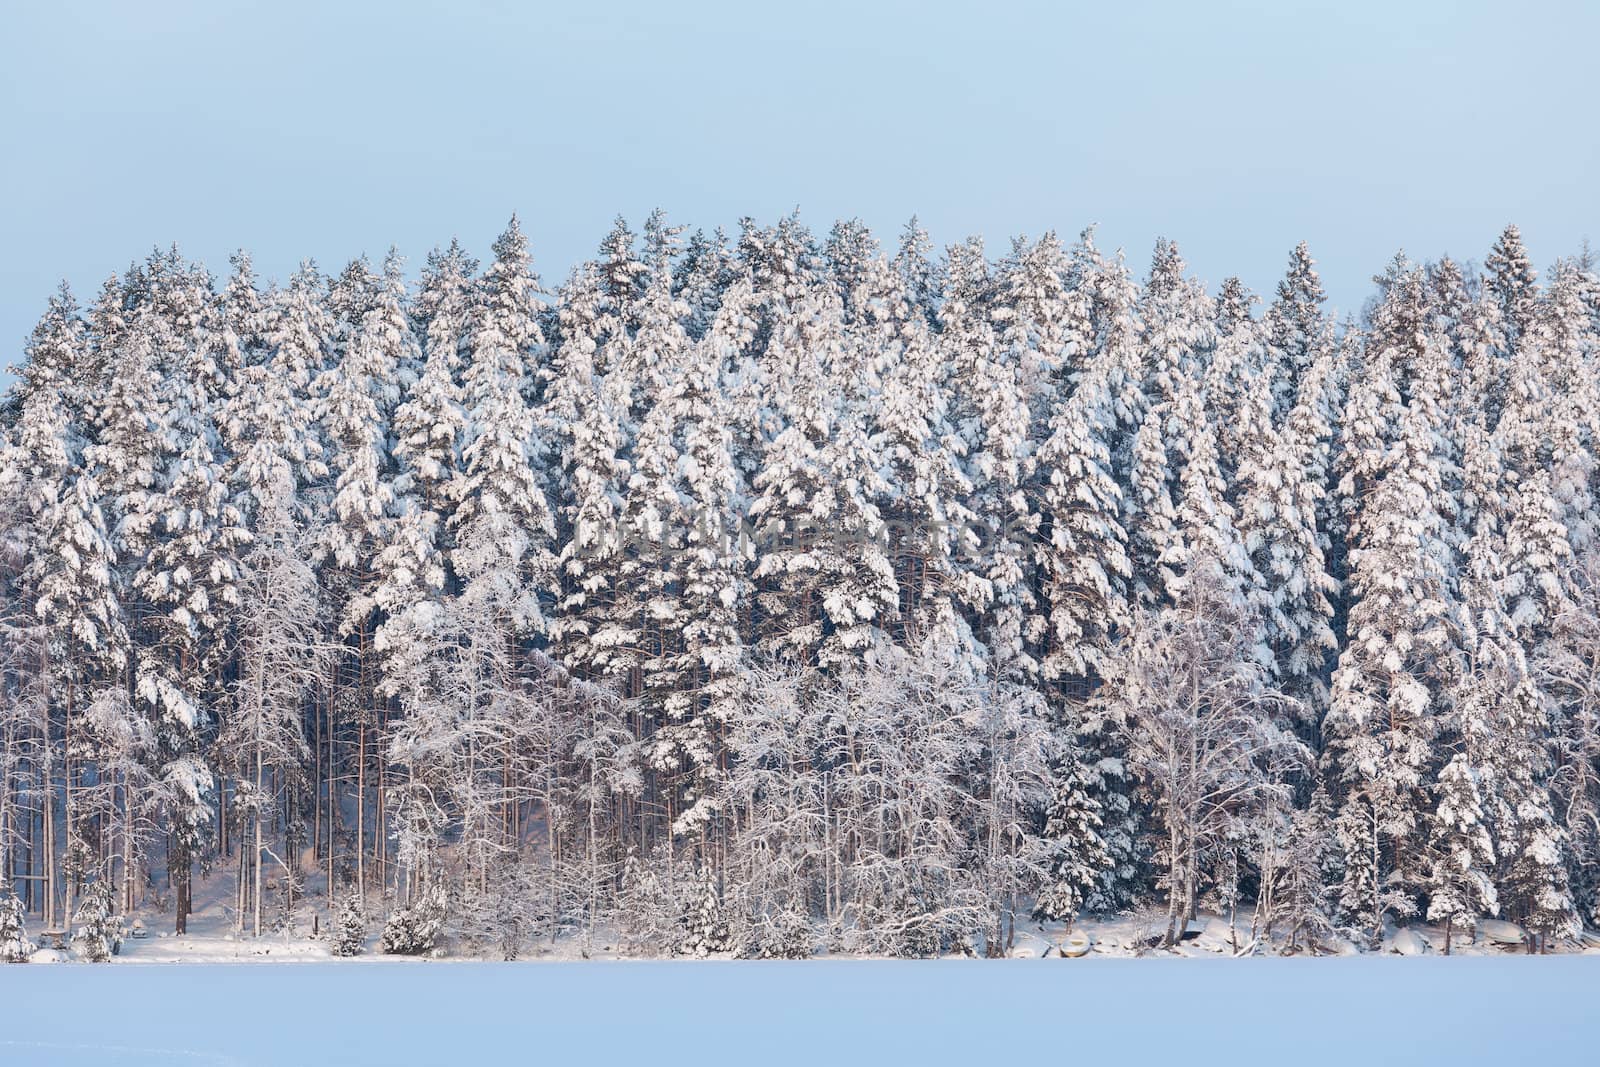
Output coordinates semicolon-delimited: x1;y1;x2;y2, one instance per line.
1059;930;1093;958
1476;919;1527;946
1323;935;1361;957
1389;928;1431;956
1008;930;1050;958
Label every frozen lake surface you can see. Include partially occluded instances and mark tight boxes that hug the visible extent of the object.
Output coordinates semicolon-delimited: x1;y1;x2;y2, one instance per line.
3;957;1595;1065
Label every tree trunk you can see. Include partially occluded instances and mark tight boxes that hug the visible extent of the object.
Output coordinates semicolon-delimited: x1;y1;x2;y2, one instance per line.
356;718;366;909
254;734;264;938
43;754;55;930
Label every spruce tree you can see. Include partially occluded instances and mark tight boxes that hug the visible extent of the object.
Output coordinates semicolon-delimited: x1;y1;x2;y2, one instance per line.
0;888;33;962
332;888;366;956
1264;242;1329;415
1485;223;1539;342
1032;740;1112;926
1034;363;1130;683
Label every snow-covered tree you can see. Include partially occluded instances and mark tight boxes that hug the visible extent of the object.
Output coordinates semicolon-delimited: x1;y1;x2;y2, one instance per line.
1327;352;1456;921
1425;753;1497;953
331;887;366;956
1236;374;1338;720
1035;362;1130;684
1485;223;1539;343
452;216;557;639
749;285;896;669
1094;563;1304;945
1032;738;1112;927
1264;242;1330;416
680;861;730;957
0;888;34;962
71;878;121;962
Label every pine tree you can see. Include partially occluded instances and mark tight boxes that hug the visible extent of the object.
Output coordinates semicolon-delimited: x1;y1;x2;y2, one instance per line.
1485;223;1539;342
649;304;749;835
133;429;250;930
823;217;881;321
1490;656;1579;949
1334;794;1383;948
1207;291;1271;483
0;888;33;962
861;256;980;657
381;882;448;956
618;849;679;956
680;861;730;957
1034;363;1130;683
1327;393;1455;922
266;261;334;393
1139;239;1215;409
1032;739;1112;926
1501;471;1572;656
892;216;939;326
749;286;896;669
1165;370;1255;610
1236;373;1338;720
71;878;121;962
331;888;366;956
1275;781;1338;951
546;264;632;680
674;227;735;340
1425;754;1497;952
1127;406;1179;609
452;217;558;639
1264;242;1330;416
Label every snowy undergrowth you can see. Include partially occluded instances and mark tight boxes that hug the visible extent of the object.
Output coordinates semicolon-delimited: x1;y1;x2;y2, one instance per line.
70;867;1598;964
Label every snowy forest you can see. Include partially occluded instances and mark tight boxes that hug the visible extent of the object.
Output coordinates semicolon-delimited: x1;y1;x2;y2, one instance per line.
2;212;1599;962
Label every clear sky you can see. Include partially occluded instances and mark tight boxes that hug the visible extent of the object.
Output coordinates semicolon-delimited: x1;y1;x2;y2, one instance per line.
3;0;1596;385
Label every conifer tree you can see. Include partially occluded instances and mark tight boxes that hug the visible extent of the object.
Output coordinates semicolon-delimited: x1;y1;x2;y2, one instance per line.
749;286;896;669
1034;363;1130;683
1264;242;1330;416
1032;740;1112;926
0;887;35;962
1139;239;1215;409
452;216;558;639
332;887;366;956
1327;390;1455;920
412;239;479;376
546;264;632;680
862;256;981;656
71;878;121;962
1485;223;1539;342
1236;374;1338;719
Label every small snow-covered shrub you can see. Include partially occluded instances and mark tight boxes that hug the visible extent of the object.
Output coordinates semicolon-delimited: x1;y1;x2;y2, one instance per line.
487;859;542;961
742;906;813;960
331;888;365;957
618;850;680;957
72;879;122;962
1;889;34;963
449;865;545;961
382;884;447;955
680;863;730;958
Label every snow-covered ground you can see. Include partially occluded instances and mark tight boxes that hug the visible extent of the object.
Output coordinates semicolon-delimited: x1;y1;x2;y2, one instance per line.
29;857;1594;963
57;903;1587;965
3;956;1596;1066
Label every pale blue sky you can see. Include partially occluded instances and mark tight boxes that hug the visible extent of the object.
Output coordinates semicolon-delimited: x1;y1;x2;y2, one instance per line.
3;0;1596;385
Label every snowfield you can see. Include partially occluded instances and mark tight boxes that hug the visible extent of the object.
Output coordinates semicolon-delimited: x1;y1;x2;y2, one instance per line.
3;957;1596;1066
